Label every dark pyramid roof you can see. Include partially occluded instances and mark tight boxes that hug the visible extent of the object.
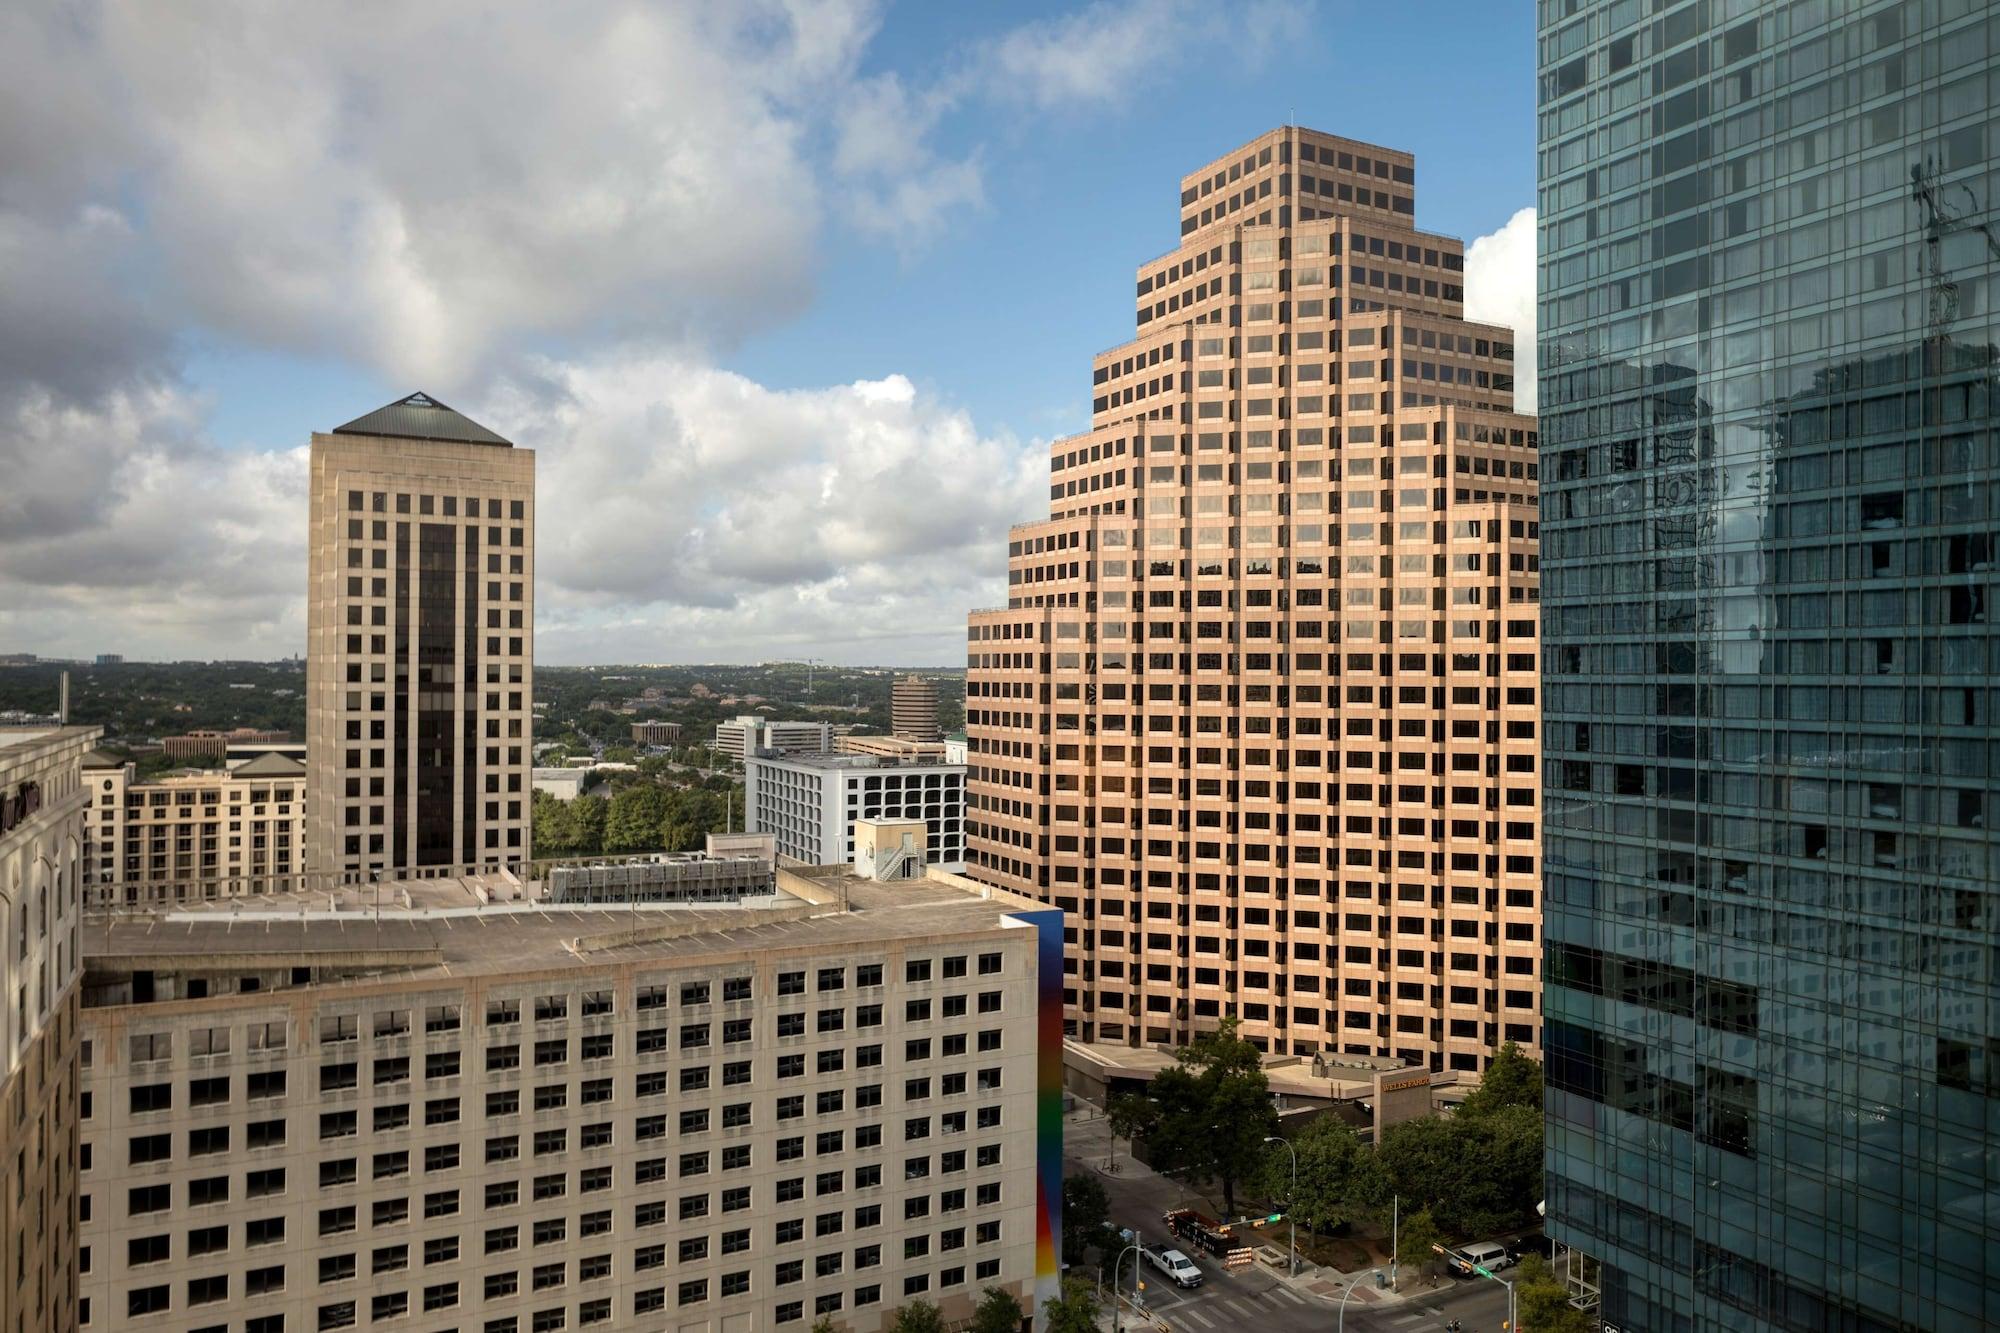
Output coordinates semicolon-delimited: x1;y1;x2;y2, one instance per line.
332;391;511;447
231;752;306;778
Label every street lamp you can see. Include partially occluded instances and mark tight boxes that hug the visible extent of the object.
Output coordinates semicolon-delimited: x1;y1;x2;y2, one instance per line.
1335;1273;1367;1332
1262;1134;1297;1276
1112;1235;1143;1333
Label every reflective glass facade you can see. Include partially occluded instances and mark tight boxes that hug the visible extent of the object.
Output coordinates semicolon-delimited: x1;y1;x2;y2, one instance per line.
1536;2;1998;1330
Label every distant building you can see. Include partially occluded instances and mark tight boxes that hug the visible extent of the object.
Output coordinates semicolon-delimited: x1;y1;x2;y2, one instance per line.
531;767;589;802
745;751;966;872
0;723;98;1333
0;653;38;666
943;732;968;765
630;720;682;746
225;737;308;769
713;715;831;760
838;734;947;760
892;674;942;741
82;749;305;903
94;654;123;666
161;727;290;763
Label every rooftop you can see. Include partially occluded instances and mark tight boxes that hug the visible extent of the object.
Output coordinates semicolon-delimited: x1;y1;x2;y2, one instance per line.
332;390;511;447
83;864;1040;988
749;751;964;772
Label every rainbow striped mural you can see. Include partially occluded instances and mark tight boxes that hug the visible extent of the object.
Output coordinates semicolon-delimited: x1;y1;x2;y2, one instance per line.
1012;906;1067;1318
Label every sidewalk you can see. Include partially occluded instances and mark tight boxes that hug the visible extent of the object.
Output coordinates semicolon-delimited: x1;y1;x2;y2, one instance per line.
1062;1107;1443;1314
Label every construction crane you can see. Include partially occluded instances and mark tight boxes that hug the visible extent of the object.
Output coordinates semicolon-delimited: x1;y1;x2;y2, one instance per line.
1911;159;2000;347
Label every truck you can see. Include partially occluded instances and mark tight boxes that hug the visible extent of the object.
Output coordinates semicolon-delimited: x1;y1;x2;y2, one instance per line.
1162;1208;1237;1258
1143;1243;1204;1289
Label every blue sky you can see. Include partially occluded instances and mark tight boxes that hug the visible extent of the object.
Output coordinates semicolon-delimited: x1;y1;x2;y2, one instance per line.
2;1;1538;665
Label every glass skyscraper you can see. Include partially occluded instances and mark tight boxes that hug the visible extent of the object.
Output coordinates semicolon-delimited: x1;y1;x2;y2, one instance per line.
1536;2;1998;1330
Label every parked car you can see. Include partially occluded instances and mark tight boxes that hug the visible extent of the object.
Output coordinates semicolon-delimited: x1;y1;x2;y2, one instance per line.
1506;1232;1555;1264
1143;1243;1204;1289
1448;1241;1515;1276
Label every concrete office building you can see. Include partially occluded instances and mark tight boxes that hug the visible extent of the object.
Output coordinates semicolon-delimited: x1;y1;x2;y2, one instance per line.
1538;5;1999;1331
162;729;290;764
305;392;536;885
82;751;306;905
77;854;1061;1333
0;724;100;1333
966;126;1542;1073
746;754;967;873
837;735;947;761
714;717;831;761
890;676;942;743
630;722;683;747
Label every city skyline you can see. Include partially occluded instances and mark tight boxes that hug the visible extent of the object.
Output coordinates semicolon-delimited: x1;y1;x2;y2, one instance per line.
0;2;1536;668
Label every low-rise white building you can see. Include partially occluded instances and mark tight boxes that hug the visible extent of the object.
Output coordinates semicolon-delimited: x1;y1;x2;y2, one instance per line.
714;716;831;761
745;754;965;872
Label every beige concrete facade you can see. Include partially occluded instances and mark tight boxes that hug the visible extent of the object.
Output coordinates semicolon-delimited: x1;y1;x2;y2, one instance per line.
714;718;830;761
836;736;947;761
77;865;1050;1333
0;725;100;1333
82;752;305;905
965;127;1541;1073
630;722;683;747
305;396;536;885
890;677;942;743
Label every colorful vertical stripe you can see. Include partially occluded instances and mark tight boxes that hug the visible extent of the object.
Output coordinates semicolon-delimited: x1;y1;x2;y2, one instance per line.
1015;906;1066;1314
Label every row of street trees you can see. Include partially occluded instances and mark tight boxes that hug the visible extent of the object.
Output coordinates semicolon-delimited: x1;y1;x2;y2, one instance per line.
530;777;740;859
1109;1020;1547;1279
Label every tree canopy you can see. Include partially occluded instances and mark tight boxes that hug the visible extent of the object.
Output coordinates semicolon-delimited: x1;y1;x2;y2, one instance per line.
1060;1173;1113;1274
1040;1279;1101;1333
1146;1017;1279;1214
1515;1254;1596;1333
1456;1041;1543;1118
889;1298;944;1333
970;1287;1026;1333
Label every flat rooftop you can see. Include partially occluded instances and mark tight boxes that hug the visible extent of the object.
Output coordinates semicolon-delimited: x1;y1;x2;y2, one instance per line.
750;752;964;771
83;865;1041;987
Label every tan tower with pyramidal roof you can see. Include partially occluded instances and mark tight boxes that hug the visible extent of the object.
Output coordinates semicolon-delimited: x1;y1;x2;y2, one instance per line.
305;392;535;884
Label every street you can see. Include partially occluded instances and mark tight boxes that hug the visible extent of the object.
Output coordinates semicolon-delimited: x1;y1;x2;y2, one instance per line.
1068;1109;1518;1333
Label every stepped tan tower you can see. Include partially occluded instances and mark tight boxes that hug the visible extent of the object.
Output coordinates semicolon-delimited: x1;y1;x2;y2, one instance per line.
965;128;1541;1074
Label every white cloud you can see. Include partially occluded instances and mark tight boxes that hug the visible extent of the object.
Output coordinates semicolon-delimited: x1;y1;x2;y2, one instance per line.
0;0;1301;664
485;347;1045;663
1464;206;1538;413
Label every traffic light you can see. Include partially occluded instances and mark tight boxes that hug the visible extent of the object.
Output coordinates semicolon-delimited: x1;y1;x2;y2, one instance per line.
1265;1213;1284;1224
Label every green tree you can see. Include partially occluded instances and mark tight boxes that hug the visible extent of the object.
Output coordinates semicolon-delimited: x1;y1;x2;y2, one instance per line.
970;1287;1026;1333
1457;1041;1543;1118
889;1298;944;1333
531;790;578;858
604;785;668;853
1060;1172;1112;1272
1041;1278;1101;1333
570;794;607;856
811;1318;839;1333
1106;1092;1158;1171
1147;1017;1278;1214
1277;1114;1370;1237
1515;1254;1596;1333
1394;1207;1444;1289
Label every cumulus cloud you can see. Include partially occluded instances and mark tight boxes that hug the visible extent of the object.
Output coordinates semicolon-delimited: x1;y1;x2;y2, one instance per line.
1464;206;1538;413
484;348;1044;662
0;0;1293;663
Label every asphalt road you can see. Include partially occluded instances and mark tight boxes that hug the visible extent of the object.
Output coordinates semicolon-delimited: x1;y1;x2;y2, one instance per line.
1068;1113;1518;1333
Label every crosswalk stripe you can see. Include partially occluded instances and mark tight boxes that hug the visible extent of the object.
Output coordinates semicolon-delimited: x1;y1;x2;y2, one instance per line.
1178;1307;1215;1329
1271;1286;1306;1304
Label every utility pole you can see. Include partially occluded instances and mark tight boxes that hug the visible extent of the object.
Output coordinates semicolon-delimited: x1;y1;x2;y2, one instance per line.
1113;1234;1142;1333
1391;1195;1399;1288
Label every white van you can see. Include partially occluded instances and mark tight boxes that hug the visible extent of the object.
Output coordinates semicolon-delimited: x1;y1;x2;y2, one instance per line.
1452;1241;1514;1275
